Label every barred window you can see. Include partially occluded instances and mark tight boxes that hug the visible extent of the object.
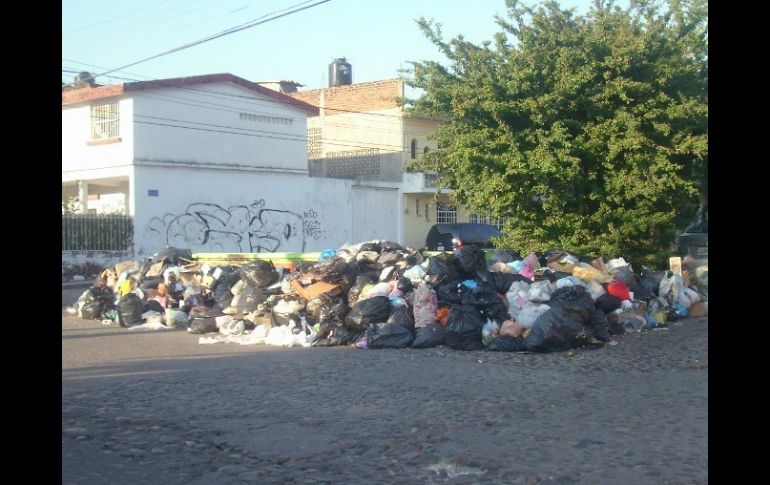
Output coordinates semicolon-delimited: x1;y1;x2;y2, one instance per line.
307;127;322;158
469;213;490;224
410;139;417;159
495;216;509;231
91;102;119;140
436;203;457;224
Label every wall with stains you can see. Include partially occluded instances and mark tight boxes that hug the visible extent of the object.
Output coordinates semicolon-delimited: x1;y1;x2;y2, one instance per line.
132;165;370;257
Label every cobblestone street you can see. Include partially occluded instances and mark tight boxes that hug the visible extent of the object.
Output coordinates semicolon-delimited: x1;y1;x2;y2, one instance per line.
62;301;708;484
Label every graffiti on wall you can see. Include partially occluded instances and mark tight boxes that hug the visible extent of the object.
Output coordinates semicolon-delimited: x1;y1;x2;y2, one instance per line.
146;200;326;253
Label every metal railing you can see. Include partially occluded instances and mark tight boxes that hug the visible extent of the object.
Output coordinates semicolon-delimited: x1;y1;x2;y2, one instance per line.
62;214;134;251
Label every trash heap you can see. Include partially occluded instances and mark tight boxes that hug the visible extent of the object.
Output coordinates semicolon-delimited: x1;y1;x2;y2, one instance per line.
69;243;708;353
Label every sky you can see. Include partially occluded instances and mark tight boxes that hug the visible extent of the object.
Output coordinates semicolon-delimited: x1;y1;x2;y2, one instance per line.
62;0;623;91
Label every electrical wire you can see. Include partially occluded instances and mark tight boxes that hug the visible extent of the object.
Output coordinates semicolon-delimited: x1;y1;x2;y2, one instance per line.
63;0;184;34
74;0;332;86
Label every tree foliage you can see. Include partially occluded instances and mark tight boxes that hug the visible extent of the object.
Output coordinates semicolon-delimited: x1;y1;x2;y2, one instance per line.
405;0;707;267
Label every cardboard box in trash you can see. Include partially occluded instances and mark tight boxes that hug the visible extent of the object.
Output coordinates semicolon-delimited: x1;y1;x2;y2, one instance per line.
290;279;342;300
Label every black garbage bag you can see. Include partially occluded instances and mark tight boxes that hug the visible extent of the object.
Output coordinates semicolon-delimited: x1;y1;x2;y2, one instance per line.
355;260;383;282
240;261;279;289
229;285;266;314
142;300;165;314
524;309;587;352
586;309;610;342
377;252;403;266
151;246;192;266
325;324;364;346
461;285;509;322
313;257;350;285
189;317;217;334
595;294;622;314
444;305;485;351
434;280;463;307
487;335;528;352
426;253;459;284
211;274;239;310
348;275;376;306
396;277;414;293
548;286;596;323
189;305;211;319
487;271;518;295
117;293;144;326
140;275;164;290
306;294;349;325
359;242;381;253
638;269;666;298
454;245;487;277
535;270;573;283
380;241;403;252
345;296;391;332
367;307;415;349
607;313;626;335
80;285;114;320
412;323;446;348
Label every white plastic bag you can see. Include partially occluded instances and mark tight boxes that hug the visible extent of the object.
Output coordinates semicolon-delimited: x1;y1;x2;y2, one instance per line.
527;280;555;302
413;282;438;328
517;302;551;329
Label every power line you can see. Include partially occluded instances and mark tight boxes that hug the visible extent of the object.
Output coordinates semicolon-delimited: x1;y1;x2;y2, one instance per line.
76;0;332;86
62;0;181;34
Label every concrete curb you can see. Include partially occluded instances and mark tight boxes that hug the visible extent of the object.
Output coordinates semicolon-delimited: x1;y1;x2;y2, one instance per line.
62;281;94;289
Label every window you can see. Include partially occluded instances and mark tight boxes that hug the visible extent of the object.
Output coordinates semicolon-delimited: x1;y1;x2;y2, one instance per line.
469;213;489;224
410;139;417;159
435;203;457;224
423;146;430;156
307;127;322;158
90;102;119;140
470;213;509;230
415;198;420;216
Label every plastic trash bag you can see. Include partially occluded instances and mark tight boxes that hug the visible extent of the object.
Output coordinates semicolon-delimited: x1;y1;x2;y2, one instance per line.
607;281;631;301
189;317;218;334
80;285;114;320
454;246;487;276
481;320;500;346
366;282;394;299
165;308;189;328
444;305;485;351
595;294;622;314
345;296;391;332
403;264;427;282
500;319;524;338
517;302;551;329
367;307;415;349
413;282;438;328
461;285;509;322
487;335;528;352
487;271;518;294
117;293;144;326
426;253;460;284
412;322;446;348
527;280;555;303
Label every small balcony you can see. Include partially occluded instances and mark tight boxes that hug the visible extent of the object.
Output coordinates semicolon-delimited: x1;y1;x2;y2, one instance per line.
402;172;446;194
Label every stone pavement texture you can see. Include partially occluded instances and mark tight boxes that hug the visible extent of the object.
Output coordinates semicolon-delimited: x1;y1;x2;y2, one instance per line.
62;291;707;484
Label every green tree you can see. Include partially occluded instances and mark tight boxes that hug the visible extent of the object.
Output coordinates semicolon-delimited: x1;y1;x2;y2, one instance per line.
406;0;707;267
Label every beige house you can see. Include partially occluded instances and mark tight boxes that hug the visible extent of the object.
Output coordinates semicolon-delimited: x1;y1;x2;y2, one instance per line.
286;78;504;249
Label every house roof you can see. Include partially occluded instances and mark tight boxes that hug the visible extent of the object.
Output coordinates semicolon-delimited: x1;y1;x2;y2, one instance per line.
61;73;319;116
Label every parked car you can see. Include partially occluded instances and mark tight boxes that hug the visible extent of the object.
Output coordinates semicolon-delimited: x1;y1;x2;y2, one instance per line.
675;219;708;260
425;223;501;251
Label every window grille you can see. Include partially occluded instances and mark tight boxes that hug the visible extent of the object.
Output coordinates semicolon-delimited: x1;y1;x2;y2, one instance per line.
307;127;322;158
90;102;119;140
326;148;381;179
436;203;457;224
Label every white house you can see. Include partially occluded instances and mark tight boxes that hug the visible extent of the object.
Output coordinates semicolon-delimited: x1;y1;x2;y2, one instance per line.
62;73;400;262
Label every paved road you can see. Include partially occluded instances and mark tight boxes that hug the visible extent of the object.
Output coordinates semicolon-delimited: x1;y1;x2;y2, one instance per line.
62;291;708;484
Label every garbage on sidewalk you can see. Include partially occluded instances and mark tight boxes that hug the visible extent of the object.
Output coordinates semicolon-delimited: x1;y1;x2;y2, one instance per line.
68;241;708;353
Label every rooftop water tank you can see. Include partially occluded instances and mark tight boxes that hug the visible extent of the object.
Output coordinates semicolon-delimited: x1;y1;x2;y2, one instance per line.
328;57;352;87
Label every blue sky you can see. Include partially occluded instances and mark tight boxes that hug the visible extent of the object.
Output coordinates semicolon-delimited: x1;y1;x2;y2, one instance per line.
62;0;623;90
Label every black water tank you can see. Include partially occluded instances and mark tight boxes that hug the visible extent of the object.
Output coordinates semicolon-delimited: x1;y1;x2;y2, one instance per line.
328;57;352;87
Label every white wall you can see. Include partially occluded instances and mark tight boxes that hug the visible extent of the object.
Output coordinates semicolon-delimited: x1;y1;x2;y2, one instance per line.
132;83;308;172
61;97;134;173
132;165;375;257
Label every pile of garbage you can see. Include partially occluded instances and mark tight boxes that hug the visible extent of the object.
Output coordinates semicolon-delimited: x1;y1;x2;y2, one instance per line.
68;243;708;353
